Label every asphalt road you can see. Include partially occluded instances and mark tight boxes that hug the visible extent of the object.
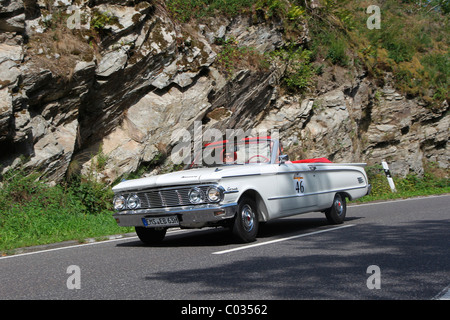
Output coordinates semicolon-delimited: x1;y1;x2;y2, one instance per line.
1;194;449;301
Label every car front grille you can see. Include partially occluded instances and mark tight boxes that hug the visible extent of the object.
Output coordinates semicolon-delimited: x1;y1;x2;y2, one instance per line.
119;185;212;209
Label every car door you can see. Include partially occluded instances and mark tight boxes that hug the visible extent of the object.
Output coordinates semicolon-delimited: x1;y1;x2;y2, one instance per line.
275;162;319;215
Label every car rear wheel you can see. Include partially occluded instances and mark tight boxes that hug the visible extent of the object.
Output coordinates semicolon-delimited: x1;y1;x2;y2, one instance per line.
135;227;167;245
232;196;259;243
325;193;347;224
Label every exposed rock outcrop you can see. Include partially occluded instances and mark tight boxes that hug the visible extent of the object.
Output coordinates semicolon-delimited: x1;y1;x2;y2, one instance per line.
0;0;448;184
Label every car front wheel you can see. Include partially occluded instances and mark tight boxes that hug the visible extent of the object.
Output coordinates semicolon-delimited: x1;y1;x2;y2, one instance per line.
135;227;167;245
232;196;259;243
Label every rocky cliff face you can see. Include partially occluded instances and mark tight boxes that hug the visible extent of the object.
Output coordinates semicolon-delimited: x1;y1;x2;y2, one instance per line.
0;0;448;183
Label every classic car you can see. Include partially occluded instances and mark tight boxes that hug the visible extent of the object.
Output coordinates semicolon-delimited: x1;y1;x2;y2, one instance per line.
112;137;371;244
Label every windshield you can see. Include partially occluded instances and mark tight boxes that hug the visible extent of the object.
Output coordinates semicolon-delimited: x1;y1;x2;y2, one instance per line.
189;139;274;168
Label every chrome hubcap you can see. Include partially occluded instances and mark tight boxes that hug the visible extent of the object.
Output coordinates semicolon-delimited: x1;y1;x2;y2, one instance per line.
335;198;344;216
241;204;254;232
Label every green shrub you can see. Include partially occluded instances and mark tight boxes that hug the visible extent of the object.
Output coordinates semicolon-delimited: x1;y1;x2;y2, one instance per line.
326;38;349;66
90;10;120;30
68;176;114;215
255;0;289;19
0;167;127;253
385;39;414;63
421;52;449;100
367;19;414;63
272;44;314;91
356;163;450;203
284;50;313;90
166;0;254;22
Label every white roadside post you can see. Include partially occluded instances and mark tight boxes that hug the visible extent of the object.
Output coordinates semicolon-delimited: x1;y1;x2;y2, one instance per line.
381;161;396;192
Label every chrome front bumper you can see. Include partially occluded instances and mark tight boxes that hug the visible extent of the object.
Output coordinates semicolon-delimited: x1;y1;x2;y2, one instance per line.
113;203;238;229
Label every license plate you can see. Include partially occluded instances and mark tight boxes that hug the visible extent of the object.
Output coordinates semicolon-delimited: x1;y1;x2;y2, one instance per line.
142;216;179;227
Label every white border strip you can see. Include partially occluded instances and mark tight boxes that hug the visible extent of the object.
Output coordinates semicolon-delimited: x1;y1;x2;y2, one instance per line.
0;236;138;260
212;224;356;255
0;229;187;260
433;284;450;300
348;194;449;208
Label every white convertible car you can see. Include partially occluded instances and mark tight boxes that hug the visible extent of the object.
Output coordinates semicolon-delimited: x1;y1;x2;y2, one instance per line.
112;137;371;243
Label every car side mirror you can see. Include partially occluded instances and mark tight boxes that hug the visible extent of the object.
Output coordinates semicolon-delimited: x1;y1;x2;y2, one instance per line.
279;154;289;165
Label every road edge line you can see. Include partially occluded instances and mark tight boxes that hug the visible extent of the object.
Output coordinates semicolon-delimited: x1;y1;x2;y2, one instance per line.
212;224;356;255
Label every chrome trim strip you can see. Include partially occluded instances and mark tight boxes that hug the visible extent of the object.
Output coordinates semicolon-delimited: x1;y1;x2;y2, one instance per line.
115;202;238;215
222;166;367;179
268;185;369;200
222;173;263;179
275;168;366;175
118;183;218;193
223;190;239;194
113;203;238;228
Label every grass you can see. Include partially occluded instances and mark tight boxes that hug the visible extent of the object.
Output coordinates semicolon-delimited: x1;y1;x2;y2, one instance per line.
351;163;450;203
0;168;133;255
166;0;255;22
348;0;449;103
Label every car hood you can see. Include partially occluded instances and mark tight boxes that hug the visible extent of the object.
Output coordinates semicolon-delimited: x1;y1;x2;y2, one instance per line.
112;165;257;193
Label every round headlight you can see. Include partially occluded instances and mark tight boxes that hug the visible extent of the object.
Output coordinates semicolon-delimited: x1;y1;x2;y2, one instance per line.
127;194;141;210
113;195;126;211
207;186;222;203
188;187;203;204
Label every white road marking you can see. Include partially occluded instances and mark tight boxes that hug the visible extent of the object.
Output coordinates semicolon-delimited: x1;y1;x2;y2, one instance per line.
212;224;356;255
0;236;137;260
0;229;187;260
348;194;449;208
433;284;450;300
